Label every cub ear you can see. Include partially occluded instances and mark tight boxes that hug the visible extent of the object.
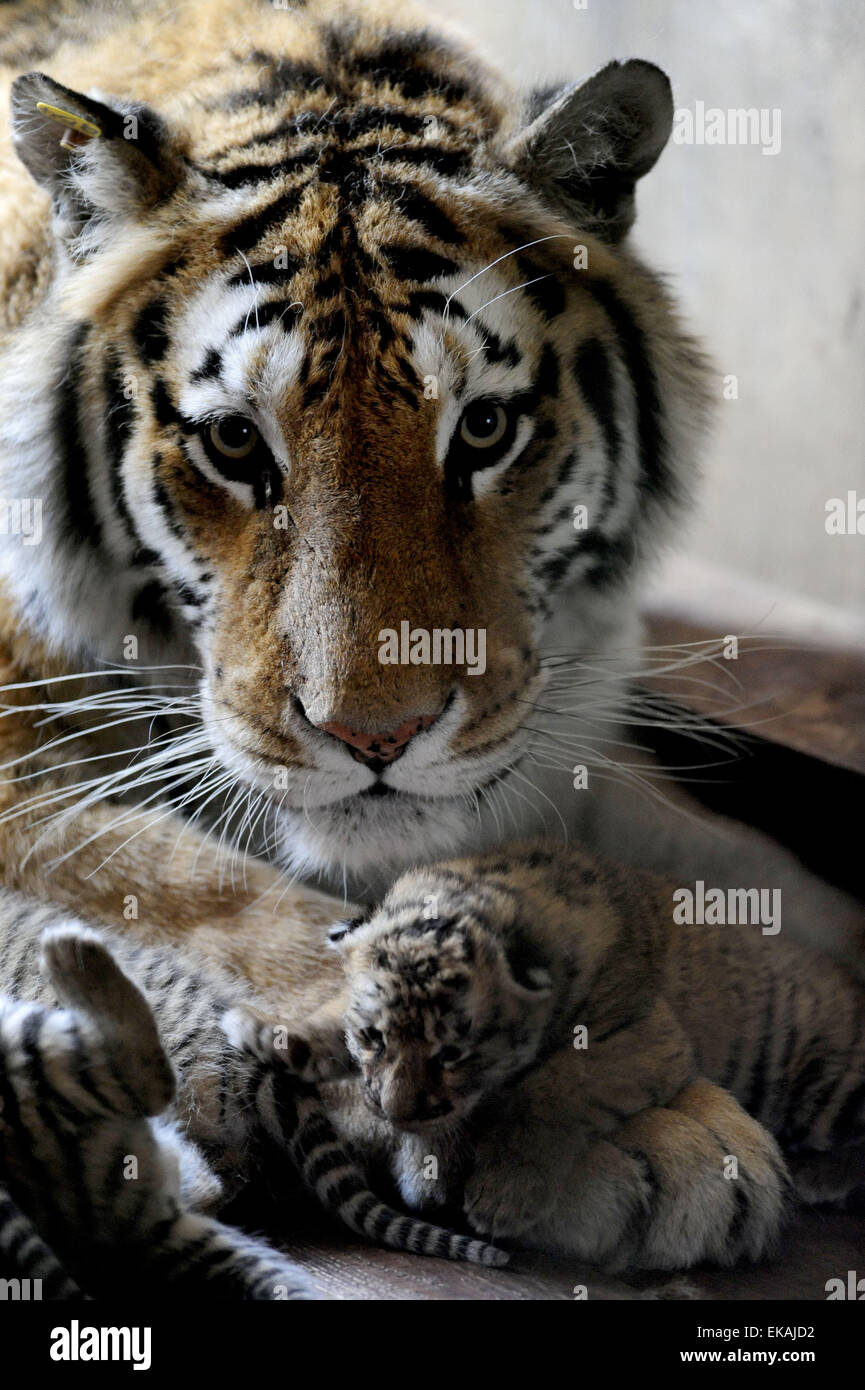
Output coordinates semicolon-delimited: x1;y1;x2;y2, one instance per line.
10;72;181;234
327;915;369;948
503;59;674;242
501;930;553;999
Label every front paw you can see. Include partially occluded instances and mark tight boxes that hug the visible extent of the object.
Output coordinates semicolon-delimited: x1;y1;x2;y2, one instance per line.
222;1006;350;1082
463;1144;558;1241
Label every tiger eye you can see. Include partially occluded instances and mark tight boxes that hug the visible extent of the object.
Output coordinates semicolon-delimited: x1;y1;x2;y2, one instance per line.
209;416;259;459
459;402;508;450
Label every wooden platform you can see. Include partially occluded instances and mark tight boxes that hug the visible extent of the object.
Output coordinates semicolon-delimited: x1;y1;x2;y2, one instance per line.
277;1195;865;1301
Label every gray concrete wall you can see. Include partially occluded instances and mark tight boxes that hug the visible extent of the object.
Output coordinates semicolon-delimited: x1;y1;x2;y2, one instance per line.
430;0;865;619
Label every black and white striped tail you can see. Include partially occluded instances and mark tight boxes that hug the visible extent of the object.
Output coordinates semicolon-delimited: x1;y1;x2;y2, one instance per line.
0;1187;84;1300
288;1090;509;1268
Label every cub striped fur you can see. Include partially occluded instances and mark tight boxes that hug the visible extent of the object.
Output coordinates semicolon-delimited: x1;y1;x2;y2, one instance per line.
295;844;865;1270
0;894;505;1297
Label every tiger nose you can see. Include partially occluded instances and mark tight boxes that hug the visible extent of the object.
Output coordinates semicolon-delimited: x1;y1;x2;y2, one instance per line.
316;713;440;764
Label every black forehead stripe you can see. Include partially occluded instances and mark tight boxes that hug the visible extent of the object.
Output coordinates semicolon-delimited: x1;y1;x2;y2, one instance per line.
189;347;222;383
377;369;419;412
472;321;519;367
216;104;441;156
381;244;458;283
395;289;465;322
314;222;378;277
378;181;463;245
227;253;302;288
394;352;422;391
203;117;296;161
375;144;472;177
195;147;319;190
220;182;312;256
227;297;302;339
316;308;347;341
514;255;566;319
131;296;170;364
581;276;670;502
56;322;101;551
220;56;333;111
340;104;453;139
151;378;191;433
365;307;398;349
314;271;343;300
300;374;331;411
349;39;476;104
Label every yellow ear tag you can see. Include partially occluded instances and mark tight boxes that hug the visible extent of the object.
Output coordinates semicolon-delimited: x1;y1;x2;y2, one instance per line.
35;101;102;148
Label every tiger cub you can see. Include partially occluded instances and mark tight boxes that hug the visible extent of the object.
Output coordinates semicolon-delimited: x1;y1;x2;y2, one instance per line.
291;843;865;1271
0;894;505;1299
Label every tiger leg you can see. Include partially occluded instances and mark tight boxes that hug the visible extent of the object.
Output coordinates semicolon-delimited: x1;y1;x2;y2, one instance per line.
3;790;350;1013
516;1079;791;1271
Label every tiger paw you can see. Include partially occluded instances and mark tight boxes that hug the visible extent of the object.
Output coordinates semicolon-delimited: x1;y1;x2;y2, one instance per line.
222;1005;351;1082
592;1080;792;1270
463;1136;559;1241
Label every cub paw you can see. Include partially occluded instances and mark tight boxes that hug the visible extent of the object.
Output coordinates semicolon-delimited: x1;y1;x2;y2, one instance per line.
463;1140;558;1241
222;1007;350;1082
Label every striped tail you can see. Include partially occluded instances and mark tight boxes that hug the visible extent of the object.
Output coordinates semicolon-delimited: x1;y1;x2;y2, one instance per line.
287;1088;509;1268
0;1186;85;1300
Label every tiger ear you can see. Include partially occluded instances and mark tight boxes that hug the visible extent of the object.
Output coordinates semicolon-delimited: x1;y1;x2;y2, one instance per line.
10;72;181;235
501;930;553;999
504;59;674;243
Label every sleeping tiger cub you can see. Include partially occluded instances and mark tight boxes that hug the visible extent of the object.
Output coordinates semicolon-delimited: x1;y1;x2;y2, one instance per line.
286;843;865;1271
0;894;504;1299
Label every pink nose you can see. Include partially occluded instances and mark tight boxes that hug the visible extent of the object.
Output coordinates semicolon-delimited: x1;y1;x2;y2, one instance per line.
317;714;439;764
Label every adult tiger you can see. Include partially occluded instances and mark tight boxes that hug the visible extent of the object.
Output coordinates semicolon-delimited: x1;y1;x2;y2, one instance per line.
0;0;859;1277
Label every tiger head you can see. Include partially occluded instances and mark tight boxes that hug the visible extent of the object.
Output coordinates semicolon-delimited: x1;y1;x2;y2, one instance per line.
0;0;710;882
329;867;558;1132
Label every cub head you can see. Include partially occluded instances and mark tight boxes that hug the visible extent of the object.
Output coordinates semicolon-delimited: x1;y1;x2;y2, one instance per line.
0;1;709;881
329;869;555;1131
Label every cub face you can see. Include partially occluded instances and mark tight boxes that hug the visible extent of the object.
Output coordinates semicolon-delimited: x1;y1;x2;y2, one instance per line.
329;878;555;1132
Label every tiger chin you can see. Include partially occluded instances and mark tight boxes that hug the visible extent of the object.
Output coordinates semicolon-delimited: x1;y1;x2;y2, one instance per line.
288;844;865;1272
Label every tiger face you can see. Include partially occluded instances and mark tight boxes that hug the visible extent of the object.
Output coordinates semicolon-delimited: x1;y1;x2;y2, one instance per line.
0;0;710;880
330;873;556;1132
